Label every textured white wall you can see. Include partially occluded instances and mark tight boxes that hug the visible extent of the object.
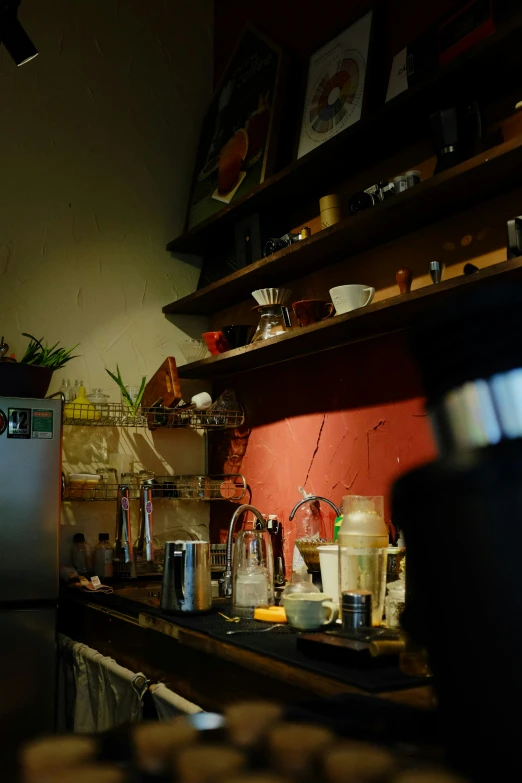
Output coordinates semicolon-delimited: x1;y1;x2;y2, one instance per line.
0;0;213;556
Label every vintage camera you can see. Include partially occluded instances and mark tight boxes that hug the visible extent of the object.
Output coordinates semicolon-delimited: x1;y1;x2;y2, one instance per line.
263;227;310;257
348;180;394;215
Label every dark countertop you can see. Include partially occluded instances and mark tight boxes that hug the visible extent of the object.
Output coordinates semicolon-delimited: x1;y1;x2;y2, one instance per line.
60;584;434;710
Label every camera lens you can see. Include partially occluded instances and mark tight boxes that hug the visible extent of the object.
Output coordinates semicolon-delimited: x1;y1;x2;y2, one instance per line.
348;191;375;215
264;237;289;257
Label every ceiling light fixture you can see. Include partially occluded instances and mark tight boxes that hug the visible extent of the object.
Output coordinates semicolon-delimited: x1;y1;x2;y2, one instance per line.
0;0;38;66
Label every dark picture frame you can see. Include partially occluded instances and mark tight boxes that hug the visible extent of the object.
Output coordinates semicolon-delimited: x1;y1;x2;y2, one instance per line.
185;25;284;232
297;10;374;159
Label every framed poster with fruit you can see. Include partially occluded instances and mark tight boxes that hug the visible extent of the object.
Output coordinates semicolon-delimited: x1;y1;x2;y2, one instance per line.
185;26;284;231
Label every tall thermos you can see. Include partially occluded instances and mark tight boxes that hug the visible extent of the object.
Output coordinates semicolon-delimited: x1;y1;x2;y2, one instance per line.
338;496;389;626
160;541;212;613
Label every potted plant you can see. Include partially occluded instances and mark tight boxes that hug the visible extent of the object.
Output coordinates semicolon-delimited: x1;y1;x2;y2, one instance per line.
0;334;79;398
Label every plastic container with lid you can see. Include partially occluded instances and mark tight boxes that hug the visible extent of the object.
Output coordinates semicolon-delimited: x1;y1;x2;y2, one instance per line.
338;496;389;626
93;533;114;579
71;533;93;575
405;169;421;188
393;175;409;193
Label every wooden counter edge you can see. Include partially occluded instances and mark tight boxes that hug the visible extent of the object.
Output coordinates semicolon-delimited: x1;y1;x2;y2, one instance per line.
139;612;434;711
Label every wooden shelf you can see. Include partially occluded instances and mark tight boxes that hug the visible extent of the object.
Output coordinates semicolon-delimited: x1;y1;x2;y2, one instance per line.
166;11;522;258
164;135;522;316
176;258;522;379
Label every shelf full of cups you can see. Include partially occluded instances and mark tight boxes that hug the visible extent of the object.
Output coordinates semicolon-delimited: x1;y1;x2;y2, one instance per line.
186;283;379;360
64;472;247;502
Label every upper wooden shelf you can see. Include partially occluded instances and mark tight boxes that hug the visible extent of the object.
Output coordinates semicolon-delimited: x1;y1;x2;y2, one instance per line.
176;258;522;380
164;135;522;316
166;11;522;258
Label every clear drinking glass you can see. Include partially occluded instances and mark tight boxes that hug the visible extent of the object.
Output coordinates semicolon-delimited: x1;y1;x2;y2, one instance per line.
339;547;388;626
232;528;274;618
121;385;145;425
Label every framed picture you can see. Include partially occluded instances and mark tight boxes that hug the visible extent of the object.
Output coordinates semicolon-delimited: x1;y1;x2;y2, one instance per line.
186;26;284;232
297;10;373;159
385;29;438;103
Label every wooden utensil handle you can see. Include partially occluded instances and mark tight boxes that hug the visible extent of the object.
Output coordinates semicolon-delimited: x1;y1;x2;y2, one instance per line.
396;267;413;294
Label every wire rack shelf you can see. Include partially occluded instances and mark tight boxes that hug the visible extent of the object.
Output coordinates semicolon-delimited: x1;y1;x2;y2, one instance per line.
63;473;247;502
63;402;244;429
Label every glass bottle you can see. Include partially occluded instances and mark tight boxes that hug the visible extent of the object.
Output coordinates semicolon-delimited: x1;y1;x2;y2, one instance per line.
93;533;114;579
71;532;93;575
59;378;72;402
338;496;389;626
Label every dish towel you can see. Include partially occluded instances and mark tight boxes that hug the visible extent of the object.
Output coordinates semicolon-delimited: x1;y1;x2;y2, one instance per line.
150;682;203;719
57;634;147;733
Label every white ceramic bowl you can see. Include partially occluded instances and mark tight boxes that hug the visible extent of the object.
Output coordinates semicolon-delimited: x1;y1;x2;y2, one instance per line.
251;288;292;306
179;339;210;363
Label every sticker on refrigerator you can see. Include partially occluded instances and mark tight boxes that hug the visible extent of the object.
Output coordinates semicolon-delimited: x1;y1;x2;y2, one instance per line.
7;408;31;439
32;409;54;439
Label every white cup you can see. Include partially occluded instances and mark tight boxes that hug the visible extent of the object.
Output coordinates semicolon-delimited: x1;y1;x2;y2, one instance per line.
318;545;339;607
191;392;212;410
330;285;375;315
283;592;338;630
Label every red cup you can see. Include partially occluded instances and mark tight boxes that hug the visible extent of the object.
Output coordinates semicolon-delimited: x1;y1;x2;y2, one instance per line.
202;331;230;356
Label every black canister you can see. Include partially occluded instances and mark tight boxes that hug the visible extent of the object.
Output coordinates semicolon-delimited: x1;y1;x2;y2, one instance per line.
342;590;372;630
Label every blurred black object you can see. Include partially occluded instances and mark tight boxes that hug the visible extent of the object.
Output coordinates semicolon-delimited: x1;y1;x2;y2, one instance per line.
463;262;479;274
263;227;310;257
392;285;522;781
507;215;522;258
348;181;394;215
222;324;256;349
430;101;482;173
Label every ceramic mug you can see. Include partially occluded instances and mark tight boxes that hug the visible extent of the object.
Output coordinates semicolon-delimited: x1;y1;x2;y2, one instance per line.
292;300;335;327
283;592;338;631
222;324;256;349
202;331;230;356
330;285;375;315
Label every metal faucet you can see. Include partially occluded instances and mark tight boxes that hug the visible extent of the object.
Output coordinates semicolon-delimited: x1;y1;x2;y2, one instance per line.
289;495;341;521
221;504;266;597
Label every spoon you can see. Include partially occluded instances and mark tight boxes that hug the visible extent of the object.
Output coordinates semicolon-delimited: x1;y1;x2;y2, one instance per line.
226;624;281;635
218;612;240;623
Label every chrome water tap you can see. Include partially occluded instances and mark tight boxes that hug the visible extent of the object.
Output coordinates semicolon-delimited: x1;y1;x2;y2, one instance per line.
220;504;266;597
289;495;341;521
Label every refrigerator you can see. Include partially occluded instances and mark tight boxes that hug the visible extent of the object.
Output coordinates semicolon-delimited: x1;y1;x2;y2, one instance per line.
0;396;62;754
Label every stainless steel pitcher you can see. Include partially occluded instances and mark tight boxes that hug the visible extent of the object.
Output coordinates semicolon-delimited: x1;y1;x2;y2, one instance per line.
160;540;212;613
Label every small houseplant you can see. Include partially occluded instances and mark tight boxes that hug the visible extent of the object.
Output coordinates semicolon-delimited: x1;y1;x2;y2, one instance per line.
106;365;146;423
0;333;78;398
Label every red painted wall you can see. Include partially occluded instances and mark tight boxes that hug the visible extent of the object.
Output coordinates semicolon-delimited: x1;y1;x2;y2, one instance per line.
210;1;450;568
211;333;436;569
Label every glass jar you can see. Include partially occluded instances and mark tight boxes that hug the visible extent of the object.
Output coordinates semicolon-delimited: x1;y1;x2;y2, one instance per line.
87;388;110;420
232;528;274;618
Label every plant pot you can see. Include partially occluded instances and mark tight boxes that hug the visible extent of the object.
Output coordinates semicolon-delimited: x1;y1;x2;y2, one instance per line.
0;363;54;398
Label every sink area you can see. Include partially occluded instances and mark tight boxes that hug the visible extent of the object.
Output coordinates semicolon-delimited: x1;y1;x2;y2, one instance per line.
113;585;162;607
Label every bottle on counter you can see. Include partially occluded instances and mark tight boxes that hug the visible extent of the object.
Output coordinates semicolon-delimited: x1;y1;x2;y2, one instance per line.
338;496;389;626
292;486;322;576
71;533;93;575
93;533;114;579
